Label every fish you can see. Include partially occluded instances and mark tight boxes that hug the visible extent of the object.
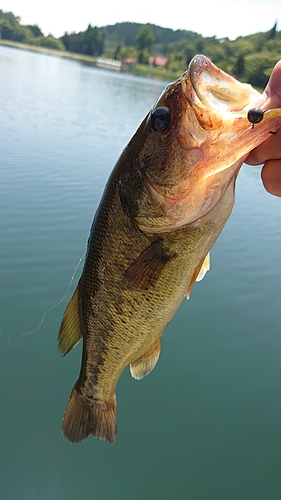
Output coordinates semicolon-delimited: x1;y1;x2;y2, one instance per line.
58;55;281;444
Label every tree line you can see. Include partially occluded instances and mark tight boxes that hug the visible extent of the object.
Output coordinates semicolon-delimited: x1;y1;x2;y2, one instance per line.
0;9;280;87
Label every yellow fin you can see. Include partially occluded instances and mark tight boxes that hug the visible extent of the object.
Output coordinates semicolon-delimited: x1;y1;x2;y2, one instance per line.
196;252;210;282
58;281;82;356
124;239;177;291
185;253;210;299
130;337;162;380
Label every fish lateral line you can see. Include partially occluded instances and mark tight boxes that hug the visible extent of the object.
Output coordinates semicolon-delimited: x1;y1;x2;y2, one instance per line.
1;251;86;346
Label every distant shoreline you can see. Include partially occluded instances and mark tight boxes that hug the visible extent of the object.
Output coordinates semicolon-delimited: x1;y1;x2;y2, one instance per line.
0;39;97;64
0;39;179;81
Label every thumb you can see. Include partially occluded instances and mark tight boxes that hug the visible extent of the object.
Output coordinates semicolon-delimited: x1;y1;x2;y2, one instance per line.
262;59;281;110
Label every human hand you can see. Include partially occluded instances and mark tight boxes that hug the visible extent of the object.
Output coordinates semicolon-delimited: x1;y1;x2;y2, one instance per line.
245;60;281;197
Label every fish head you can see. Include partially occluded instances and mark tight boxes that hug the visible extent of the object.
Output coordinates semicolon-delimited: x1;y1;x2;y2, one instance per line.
130;55;281;232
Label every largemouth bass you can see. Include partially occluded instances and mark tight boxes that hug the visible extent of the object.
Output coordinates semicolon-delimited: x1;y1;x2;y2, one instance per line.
58;55;281;444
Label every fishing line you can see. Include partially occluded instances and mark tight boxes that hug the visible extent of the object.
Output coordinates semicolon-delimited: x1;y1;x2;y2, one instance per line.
0;251;86;346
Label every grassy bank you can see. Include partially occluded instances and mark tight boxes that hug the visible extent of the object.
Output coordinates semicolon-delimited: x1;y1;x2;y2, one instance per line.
0;39;97;64
132;64;181;81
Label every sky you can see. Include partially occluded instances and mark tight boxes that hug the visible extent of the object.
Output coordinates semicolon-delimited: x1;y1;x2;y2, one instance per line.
1;0;279;40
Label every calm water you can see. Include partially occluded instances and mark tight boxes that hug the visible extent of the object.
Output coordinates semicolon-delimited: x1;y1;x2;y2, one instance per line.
1;45;281;500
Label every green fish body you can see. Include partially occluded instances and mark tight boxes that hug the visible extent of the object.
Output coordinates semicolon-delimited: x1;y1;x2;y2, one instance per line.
58;55;281;444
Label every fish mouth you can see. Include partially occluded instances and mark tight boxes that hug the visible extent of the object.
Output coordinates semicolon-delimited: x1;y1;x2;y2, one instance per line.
141;56;281;233
180;54;281;176
185;54;261;118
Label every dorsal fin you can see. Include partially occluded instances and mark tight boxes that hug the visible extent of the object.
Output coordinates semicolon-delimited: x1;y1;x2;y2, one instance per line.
58;281;82;356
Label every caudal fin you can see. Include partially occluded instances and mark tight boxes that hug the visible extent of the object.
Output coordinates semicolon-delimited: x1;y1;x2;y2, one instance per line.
62;384;117;444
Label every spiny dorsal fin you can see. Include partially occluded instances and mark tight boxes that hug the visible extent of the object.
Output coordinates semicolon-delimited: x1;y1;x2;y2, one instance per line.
58;281;82;356
130;337;162;380
185;253;210;299
124;239;177;291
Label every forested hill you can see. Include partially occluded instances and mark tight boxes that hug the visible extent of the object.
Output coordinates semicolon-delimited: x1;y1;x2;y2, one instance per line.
102;22;200;46
0;9;280;88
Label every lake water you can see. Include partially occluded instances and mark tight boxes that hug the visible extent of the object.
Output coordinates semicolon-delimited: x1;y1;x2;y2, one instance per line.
1;45;281;500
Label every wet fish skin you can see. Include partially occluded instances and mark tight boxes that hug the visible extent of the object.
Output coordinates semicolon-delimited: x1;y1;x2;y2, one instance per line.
58;55;281;444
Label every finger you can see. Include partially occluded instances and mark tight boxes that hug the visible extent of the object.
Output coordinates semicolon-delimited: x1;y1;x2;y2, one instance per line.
245;128;281;165
262;60;281;109
261;159;281;197
250;60;281;111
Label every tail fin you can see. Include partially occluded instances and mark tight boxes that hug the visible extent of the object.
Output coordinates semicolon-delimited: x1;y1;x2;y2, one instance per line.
62;384;117;444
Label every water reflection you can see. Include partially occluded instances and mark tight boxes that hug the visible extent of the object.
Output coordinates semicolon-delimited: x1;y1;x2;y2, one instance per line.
0;44;281;500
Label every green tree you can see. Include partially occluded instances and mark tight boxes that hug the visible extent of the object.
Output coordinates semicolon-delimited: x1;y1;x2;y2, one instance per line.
0;10;29;42
0;10;65;47
185;44;196;66
119;45;137;61
268;22;277;40
196;39;204;53
113;44;121;60
232;54;245;77
136;26;154;51
35;35;65;51
83;24;104;56
61;25;104;56
245;52;276;88
136;26;154;63
25;24;43;37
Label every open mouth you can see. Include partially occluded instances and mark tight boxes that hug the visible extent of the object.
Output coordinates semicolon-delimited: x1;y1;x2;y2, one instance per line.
187;54;261;114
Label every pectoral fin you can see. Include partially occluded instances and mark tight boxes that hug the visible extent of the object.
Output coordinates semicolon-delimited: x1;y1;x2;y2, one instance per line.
130;337;162;379
185;253;210;299
124;239;177;291
58;281;82;356
196;252;210;282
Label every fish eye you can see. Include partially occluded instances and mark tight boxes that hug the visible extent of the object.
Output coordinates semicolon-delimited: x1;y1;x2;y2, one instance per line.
247;108;264;125
150;106;171;132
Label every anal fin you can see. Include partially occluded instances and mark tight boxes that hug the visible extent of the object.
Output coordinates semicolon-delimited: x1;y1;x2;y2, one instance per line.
58;281;82;356
130;337;162;380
